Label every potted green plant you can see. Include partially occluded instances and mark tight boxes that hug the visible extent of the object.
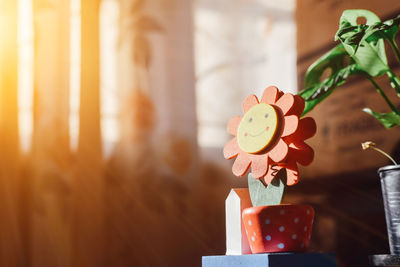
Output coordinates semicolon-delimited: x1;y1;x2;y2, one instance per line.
362;142;400;258
298;9;400;264
223;86;316;253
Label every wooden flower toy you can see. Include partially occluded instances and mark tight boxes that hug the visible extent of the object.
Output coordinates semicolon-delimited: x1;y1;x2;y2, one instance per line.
223;86;317;254
223;85;316;185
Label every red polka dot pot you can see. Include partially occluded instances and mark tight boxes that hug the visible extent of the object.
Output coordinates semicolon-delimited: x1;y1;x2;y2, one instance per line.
242;204;314;253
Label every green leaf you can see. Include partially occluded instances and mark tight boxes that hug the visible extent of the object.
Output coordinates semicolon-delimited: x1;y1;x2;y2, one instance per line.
300;63;360;115
248;172;285;207
362;15;400;44
335;9;389;76
387;70;400;97
363;108;400;128
304;43;349;88
300;43;356;115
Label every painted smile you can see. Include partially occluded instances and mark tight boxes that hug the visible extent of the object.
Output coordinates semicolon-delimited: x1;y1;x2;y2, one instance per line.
237;103;278;154
247;126;270;137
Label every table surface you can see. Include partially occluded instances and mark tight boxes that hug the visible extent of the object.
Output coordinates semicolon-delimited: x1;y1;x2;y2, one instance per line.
202;252;337;267
369;254;400;266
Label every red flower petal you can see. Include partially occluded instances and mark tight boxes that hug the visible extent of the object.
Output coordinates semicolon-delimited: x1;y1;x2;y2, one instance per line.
242;94;259;113
232;153;251;176
249;154;269;179
286;160;299;186
269;139;289;162
284;117;316;144
296;117;316;141
260;86;279;104
289;142;314;166
227;116;242;136
286;95;305;117
223;138;240;159
275;93;295;115
282;115;299;137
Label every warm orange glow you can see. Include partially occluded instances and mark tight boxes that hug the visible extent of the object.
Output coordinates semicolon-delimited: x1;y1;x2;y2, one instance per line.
17;0;119;154
70;0;81;151
18;0;33;152
100;0;119;157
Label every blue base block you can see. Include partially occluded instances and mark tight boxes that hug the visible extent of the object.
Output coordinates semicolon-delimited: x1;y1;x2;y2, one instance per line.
202;253;336;267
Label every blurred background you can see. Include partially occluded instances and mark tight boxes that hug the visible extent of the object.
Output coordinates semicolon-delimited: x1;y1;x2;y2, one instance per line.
0;0;399;266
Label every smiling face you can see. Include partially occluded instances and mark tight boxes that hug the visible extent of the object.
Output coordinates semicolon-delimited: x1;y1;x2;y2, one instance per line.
237;103;279;154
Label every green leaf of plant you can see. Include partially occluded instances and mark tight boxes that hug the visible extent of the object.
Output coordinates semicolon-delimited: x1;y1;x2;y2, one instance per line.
387;70;400;97
304;43;349;88
248;172;285;207
335;9;389;77
300;44;355;115
363;108;400;128
300;64;360;115
362;15;400;44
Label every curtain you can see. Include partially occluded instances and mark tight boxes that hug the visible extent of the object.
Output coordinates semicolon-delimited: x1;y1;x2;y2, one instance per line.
0;0;218;266
0;0;22;266
105;0;200;266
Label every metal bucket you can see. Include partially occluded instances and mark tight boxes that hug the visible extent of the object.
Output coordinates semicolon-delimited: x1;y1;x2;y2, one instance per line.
378;165;400;255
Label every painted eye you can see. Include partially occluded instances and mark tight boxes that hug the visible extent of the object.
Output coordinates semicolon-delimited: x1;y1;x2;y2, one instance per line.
248;118;253;123
265;113;269;118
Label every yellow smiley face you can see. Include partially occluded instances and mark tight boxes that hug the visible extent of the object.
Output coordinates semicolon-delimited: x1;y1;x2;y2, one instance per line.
237;103;279;154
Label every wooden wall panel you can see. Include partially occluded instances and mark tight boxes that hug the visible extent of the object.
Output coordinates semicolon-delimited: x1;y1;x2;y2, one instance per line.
295;2;400;266
296;0;400;177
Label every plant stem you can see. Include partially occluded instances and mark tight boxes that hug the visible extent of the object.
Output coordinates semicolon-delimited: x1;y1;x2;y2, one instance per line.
372;146;398;165
385;38;400;98
388;38;400;64
362;141;398;165
367;76;400;115
387;69;400;97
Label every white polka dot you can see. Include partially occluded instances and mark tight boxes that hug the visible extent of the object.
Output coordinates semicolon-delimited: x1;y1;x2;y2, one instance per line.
304;226;308;231
279;226;285;232
251;236;255;242
278;243;285;249
265;235;271;241
280;209;285;215
292;234;297;240
307;209;310;215
294;218;299;223
300;243;305;248
265;219;271;224
248;220;252;226
253;232;256;237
